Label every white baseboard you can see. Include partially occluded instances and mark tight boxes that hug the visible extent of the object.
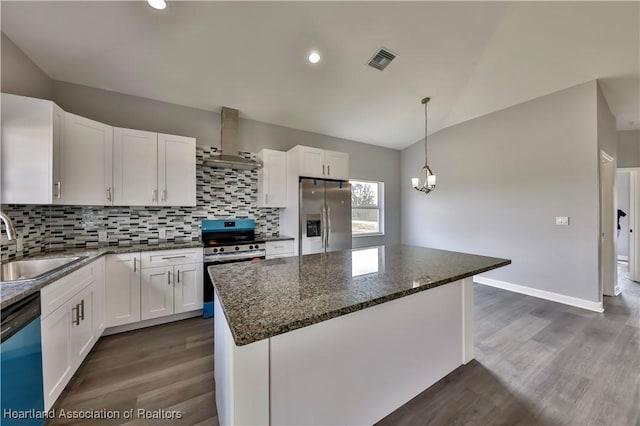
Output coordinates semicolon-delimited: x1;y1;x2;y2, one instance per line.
474;276;604;313
103;310;203;336
617;255;629;261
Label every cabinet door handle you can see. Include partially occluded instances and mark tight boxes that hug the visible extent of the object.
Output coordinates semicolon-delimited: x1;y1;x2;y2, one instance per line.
167;270;171;285
72;305;80;325
106;187;112;201
327;165;330;175
322;164;325;175
80;299;85;321
266;194;269;205
55;181;62;199
152;189;158;202
177;270;181;283
161;189;167;202
133;257;137;272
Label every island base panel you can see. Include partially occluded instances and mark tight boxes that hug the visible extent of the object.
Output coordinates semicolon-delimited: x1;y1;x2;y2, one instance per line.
270;278;472;425
214;278;474;425
214;291;269;426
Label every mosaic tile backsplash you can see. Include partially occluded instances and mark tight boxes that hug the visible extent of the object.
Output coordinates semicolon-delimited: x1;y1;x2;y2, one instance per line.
1;146;280;261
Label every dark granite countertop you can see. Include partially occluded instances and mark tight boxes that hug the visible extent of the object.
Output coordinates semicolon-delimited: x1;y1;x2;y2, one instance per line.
254;234;295;242
209;245;511;346
1;240;203;309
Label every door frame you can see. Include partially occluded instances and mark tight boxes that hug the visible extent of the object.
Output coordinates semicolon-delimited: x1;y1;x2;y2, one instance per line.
618;167;639;282
599;150;617;298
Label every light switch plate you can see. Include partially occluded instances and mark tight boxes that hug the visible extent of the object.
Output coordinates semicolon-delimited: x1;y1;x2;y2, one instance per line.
16;237;23;252
555;216;570;226
159;228;167;239
98;230;108;242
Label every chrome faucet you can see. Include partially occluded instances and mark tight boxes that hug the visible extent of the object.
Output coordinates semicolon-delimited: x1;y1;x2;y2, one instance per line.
0;211;17;240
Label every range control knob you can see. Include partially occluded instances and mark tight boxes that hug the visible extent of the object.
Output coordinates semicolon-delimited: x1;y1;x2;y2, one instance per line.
213;248;218;253
219;248;224;253
254;244;259;249
249;245;253;250
235;246;240;251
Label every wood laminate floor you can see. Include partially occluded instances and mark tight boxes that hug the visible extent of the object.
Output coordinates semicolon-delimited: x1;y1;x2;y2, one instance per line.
49;265;639;425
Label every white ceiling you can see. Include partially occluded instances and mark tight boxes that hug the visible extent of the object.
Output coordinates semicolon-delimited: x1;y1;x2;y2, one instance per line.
3;1;638;149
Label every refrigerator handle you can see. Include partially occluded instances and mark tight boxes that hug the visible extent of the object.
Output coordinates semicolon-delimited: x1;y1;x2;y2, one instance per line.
327;206;331;247
321;205;326;249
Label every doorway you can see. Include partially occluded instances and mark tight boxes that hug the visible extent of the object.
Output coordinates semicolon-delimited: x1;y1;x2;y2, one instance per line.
600;151;617;297
617;168;639;283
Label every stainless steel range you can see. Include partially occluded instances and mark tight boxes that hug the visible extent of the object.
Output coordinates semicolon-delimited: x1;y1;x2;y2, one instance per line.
202;219;265;318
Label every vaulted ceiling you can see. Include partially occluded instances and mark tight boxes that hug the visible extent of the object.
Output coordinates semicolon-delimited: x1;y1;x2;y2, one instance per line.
3;1;638;149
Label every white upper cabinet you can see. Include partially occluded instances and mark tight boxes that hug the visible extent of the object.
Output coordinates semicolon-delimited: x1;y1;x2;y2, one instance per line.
158;133;196;207
290;145;349;180
298;146;326;178
323;150;349;180
257;149;287;208
113;130;195;207
1;94;113;205
2;94;196;207
113;128;158;205
1;93;63;204
60;112;113;205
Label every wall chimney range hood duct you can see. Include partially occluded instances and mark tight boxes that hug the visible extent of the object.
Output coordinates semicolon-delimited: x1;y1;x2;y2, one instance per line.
204;107;262;170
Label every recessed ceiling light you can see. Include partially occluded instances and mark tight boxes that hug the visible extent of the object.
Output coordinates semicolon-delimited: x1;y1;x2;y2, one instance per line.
147;0;167;10
308;51;321;64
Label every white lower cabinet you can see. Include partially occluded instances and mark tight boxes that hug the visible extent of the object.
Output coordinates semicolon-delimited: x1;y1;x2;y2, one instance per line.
41;304;73;411
265;240;295;259
69;284;95;365
140;256;203;320
105;253;141;327
106;248;203;324
40;249;202;411
174;262;203;314
41;259;100;411
93;257;106;337
141;266;174;320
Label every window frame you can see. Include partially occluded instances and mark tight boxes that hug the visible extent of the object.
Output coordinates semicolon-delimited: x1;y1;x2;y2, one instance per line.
350;179;385;237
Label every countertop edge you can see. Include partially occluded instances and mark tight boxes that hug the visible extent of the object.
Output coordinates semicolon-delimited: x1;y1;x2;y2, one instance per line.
1;241;204;309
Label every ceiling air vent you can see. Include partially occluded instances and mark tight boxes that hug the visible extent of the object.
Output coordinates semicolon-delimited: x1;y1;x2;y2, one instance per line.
367;47;397;71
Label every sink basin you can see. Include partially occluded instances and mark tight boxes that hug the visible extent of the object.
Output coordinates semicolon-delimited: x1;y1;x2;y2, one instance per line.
1;256;87;283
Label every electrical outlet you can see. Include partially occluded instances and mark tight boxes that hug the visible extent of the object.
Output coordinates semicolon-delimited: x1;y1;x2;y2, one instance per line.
98;230;108;242
159;228;167;239
555;216;570;226
16;237;23;252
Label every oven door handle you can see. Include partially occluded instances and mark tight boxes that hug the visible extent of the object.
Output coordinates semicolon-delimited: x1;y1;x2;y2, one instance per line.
204;252;266;264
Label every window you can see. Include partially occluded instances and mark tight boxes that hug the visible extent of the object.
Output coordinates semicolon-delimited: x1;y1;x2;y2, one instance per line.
350;180;384;236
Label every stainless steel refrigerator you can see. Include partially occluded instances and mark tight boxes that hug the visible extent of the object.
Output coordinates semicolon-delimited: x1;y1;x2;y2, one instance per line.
300;178;352;255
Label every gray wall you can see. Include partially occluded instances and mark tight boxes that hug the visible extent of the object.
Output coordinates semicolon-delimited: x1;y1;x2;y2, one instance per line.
1;32;52;99
617;130;640;168
401;81;601;303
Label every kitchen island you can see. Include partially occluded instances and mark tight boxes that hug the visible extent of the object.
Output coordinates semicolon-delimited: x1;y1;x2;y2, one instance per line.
209;245;510;425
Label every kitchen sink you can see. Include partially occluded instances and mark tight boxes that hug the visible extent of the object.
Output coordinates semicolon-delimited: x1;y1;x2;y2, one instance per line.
1;256;87;283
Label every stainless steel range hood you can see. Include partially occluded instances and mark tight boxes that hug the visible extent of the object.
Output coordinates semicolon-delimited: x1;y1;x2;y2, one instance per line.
204;107;262;170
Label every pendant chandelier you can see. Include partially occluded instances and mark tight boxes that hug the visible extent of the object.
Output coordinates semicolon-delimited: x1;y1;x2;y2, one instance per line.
411;97;436;194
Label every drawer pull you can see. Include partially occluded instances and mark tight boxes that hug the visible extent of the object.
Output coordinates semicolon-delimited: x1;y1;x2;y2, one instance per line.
161;255;187;260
